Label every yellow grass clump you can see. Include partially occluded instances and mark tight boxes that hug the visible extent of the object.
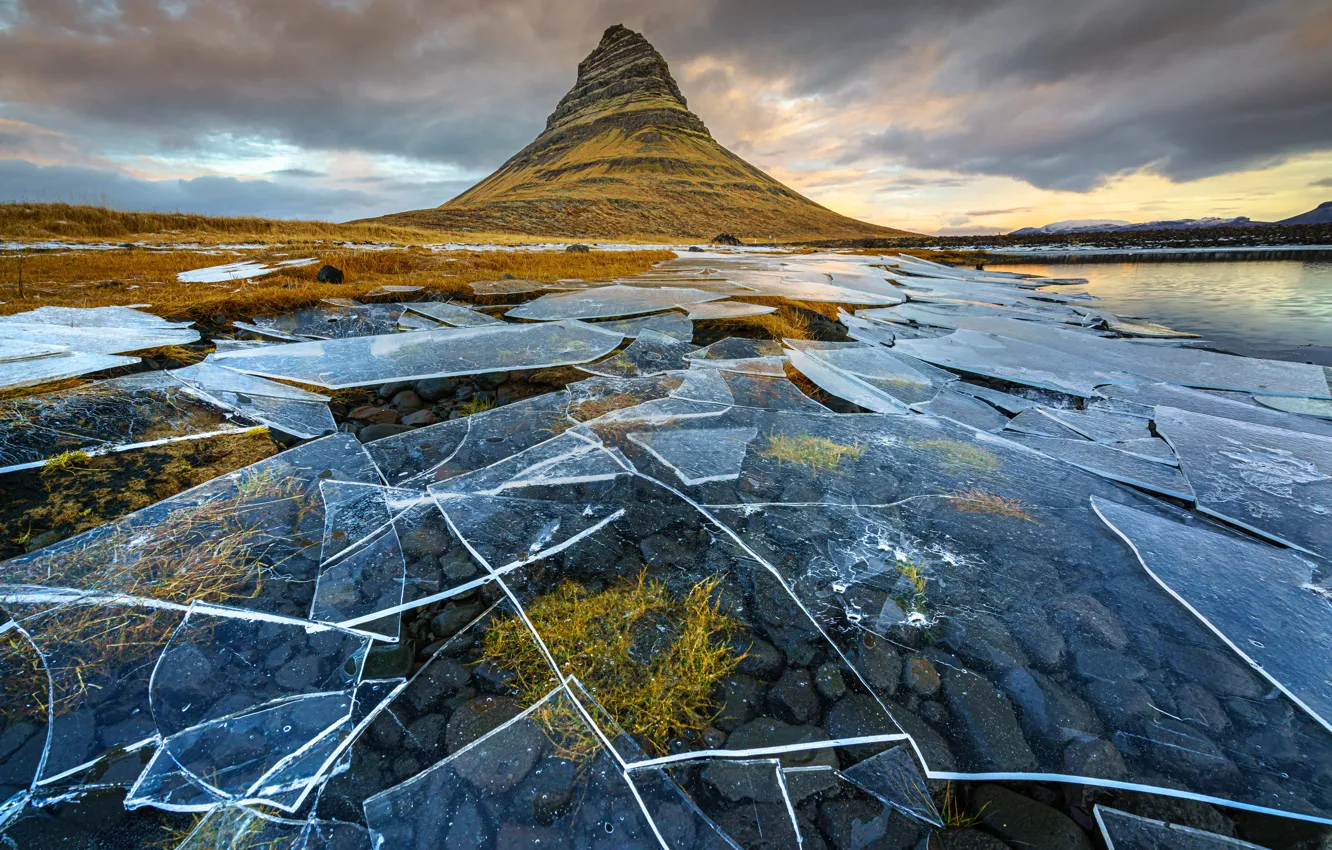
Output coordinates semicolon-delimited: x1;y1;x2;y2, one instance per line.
951;488;1038;522
480;573;741;756
760;433;865;474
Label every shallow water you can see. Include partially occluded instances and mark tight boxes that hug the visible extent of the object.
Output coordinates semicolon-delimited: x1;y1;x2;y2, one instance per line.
996;260;1332;365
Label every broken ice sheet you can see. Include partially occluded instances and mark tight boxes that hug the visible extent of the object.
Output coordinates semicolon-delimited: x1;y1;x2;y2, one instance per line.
1155;405;1332;559
174;805;370;850
0;597;186;786
688;338;784;361
506;283;727;320
404;301;502;327
1093;497;1332;734
685;300;777;320
0;624;48;817
591;310;694;341
662;759;801;848
127;689;355;811
957;317;1332;399
0;432;380;619
566;374;683;423
1097;382;1332;439
1253;395;1332;419
319;480;395;563
1004;407;1088;439
150;604;369;737
1093;805;1267;849
0;372;233;468
839;310;898;347
177;258;316;283
0;350;139;392
627;425;758;485
211;320;622;389
0;318;199;355
363;688;658;848
578;328;697;378
241;303;410;340
911;388;1009;432
719;371;831;413
1040;407;1153;443
311;519;408;639
172;361;335;439
839;743;942;827
373;390;573;488
896;329;1139;397
786;348;912;413
1002;432;1194;499
952;381;1038;414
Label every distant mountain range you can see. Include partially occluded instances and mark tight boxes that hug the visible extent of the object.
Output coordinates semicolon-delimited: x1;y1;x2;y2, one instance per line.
1009;201;1332;235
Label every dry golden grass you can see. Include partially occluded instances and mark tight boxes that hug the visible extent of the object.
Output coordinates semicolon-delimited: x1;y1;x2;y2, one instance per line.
481;573;741;756
0;202;470;244
909;438;1003;473
760;433;865;473
0;245;675;325
951;488;1038;523
702;302;813;340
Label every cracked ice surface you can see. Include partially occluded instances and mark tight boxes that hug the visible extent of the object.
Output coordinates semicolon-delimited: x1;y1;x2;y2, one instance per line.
210;319;623;388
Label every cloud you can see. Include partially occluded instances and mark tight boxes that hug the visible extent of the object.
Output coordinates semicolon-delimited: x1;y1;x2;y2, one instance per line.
1312;177;1332;187
934;225;1010;236
966;207;1032;216
0;0;1327;216
0;159;379;219
268;167;326;178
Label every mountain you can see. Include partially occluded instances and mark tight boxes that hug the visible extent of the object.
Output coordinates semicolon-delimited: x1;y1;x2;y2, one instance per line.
1009;219;1132;235
1278;201;1332;225
368;25;913;241
1009;206;1332;236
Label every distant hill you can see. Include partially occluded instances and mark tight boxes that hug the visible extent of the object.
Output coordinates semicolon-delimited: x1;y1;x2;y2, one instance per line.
367;25;913;242
1010;202;1332;236
1279;201;1332;225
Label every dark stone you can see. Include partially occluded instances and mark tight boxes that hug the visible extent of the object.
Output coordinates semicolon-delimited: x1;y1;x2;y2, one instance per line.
711;675;763;733
702;760;786;803
1072;648;1147;683
1139;718;1240;786
415;377;459;401
431;600;484;640
768;668;821;725
999;668;1099;751
473;660;518;694
856;636;901;695
713;233;743;246
316;264;344;283
942;669;1038;771
390;389;423;409
565;243;591;253
359;423;413;442
362;644;413;679
446;696;523;753
274;654;325;689
1050;594;1129;652
818;798;910;850
903;654;941;697
638;533;693;568
940;828;1011;849
378;381;415;399
972;784;1092;850
733;635;785;681
889;708;957;772
1062;735;1129;780
401;523;452;559
1162;643;1263;699
626;611;679;663
474;371;510;390
405;714;447;761
939;612;1028;673
815;663;847;701
405;658;471;713
1173;682;1231;735
1006;608;1067;673
1083;679;1156;728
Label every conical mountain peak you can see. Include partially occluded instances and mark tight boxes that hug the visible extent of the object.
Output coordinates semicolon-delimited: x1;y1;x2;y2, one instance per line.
369;25;912;240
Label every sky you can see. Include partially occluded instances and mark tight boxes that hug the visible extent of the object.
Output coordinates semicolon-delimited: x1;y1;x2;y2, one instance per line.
1;0;1330;235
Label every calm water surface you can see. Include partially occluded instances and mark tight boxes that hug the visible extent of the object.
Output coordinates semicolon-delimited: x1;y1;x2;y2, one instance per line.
995;260;1332;365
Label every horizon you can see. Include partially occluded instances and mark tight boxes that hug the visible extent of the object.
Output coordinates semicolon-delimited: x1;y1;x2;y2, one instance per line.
1;2;1329;236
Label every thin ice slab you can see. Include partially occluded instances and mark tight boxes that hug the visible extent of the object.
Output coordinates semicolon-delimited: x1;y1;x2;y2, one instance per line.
1093;497;1332;734
1097;382;1332;439
577;329;696;378
911;388;1009;432
1155;405;1332;559
506;283;727;320
1003;433;1194;499
404;301;502;327
210;320;623;389
0;322;198;356
1254;395;1332;419
177;258;316;283
685;300;777;320
1094;805;1267;849
0;350;139;392
591;310;693;341
627;425;758;485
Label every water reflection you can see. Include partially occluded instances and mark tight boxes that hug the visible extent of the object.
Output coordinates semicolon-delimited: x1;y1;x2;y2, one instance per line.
996;260;1332;365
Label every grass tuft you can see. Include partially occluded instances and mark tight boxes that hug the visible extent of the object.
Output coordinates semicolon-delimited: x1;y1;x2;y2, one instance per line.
951;488;1037;522
480;573;741;756
760;432;864;474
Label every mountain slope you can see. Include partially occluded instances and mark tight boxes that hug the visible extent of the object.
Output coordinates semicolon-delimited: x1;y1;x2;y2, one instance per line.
369;25;912;241
1279;201;1332;225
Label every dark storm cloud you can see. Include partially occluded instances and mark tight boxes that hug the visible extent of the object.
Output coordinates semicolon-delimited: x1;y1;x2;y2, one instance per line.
1312;177;1332;188
0;0;1328;207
